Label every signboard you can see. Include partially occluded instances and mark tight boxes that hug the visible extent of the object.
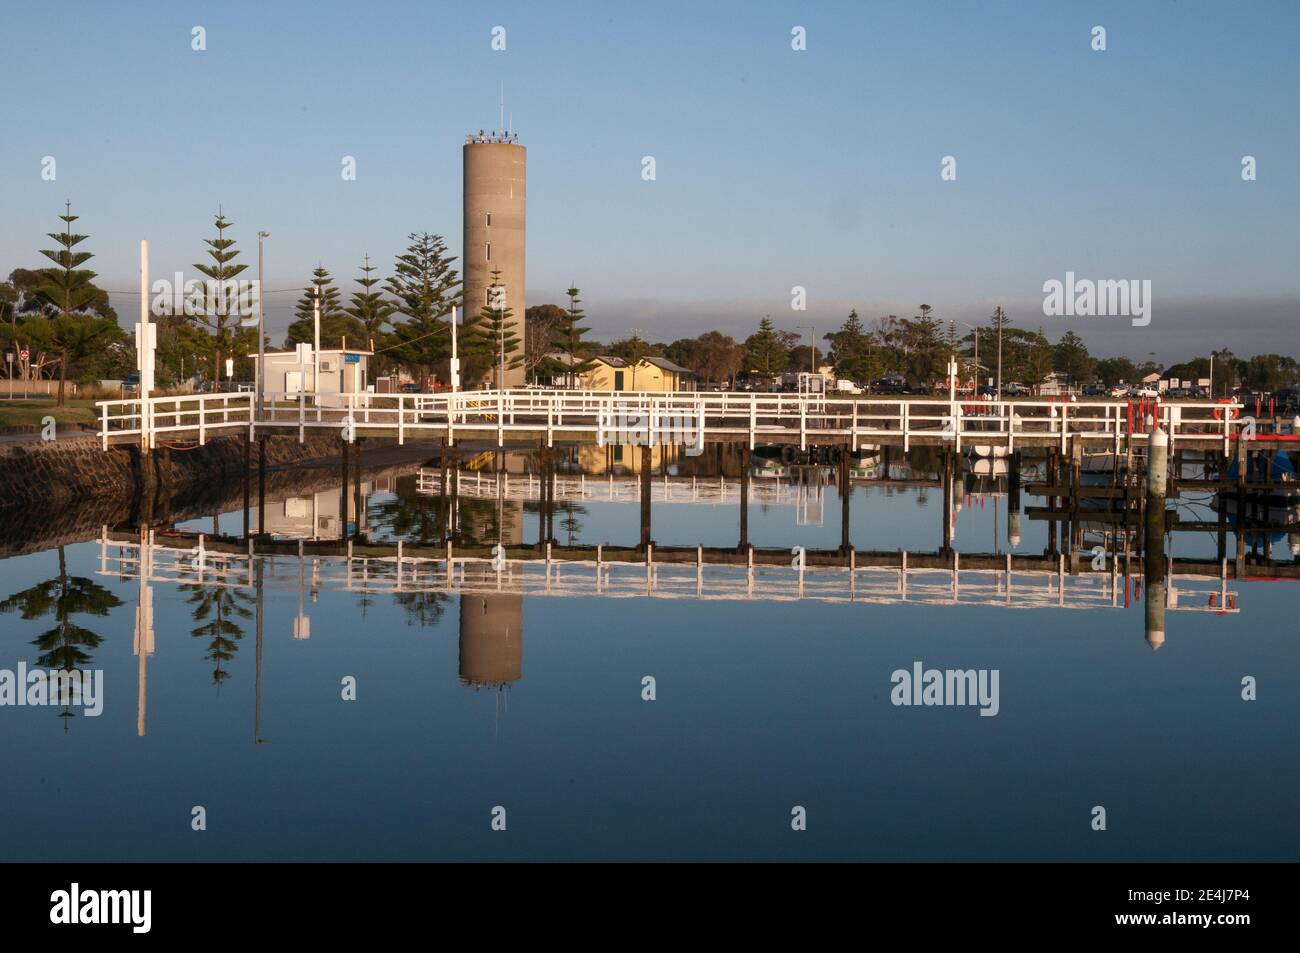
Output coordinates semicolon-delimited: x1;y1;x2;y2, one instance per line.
344;353;360;364
20;348;29;361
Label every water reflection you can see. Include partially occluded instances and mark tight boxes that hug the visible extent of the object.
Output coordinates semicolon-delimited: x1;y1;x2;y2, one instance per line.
0;545;123;727
3;439;1297;861
12;441;1300;701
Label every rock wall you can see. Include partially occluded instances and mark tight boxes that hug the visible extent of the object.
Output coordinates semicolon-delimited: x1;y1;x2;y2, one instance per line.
0;433;348;509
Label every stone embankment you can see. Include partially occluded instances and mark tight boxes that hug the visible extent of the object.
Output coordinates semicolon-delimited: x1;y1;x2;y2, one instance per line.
0;432;354;508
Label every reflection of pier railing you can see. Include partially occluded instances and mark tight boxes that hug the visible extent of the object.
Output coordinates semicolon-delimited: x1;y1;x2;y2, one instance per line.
419;468;828;509
98;531;1239;613
96;389;1253;453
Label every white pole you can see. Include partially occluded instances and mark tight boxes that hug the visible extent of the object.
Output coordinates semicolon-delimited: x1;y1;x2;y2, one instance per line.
256;231;268;417
313;288;321;396
450;304;460;392
137;239;154;450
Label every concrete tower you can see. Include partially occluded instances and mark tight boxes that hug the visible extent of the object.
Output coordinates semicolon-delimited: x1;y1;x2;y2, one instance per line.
463;129;526;387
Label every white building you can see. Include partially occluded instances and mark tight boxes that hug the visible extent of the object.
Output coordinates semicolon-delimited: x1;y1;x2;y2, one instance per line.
252;346;372;403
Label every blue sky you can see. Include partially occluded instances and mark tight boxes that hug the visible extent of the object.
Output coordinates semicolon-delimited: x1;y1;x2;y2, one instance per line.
1;0;1296;358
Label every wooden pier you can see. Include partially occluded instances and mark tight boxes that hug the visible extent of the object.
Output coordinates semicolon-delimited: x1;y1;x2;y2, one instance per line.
96;389;1270;454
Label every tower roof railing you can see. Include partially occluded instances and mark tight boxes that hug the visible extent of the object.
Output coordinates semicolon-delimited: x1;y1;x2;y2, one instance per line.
466;130;520;145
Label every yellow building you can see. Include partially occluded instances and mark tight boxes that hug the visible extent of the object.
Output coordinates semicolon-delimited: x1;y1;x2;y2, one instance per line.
583;355;692;392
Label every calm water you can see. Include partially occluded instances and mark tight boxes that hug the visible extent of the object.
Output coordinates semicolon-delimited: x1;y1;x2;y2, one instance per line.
1;445;1296;861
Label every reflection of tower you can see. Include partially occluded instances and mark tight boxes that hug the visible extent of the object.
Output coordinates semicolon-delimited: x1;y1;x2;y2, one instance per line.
459;459;524;689
463;130;526;387
458;586;523;688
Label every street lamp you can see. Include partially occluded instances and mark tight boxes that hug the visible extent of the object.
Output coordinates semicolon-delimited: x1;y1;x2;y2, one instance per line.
991;307;1006;397
249;232;270;418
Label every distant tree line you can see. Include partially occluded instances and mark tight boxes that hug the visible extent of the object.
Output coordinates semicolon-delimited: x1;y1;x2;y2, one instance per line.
4;206;1296;403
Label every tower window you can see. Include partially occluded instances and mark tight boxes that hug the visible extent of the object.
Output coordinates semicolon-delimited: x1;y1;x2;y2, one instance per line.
485;241;492;261
485;212;491;226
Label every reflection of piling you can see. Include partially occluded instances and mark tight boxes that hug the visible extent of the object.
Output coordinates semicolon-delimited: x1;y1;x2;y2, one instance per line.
839;443;851;555
1067;437;1082;573
1234;439;1247;577
257;435;267;536
352;437;363;541
537;444;554;546
1144;428;1169;650
739;443;750;551
243;432;251;538
639;443;652;550
339;436;349;540
941;448;953;557
1008;451;1022;547
440;441;451;543
546;449;556;542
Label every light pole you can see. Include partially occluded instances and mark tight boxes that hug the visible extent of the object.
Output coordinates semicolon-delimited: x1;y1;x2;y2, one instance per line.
993;307;1005;397
256;232;269;417
449;304;460;392
313;286;321;398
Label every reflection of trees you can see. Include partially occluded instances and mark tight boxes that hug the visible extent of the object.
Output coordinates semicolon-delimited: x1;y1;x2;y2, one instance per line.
393;589;448;628
182;584;253;686
368;474;516;547
0;545;123;724
558;501;586;545
367;474;449;543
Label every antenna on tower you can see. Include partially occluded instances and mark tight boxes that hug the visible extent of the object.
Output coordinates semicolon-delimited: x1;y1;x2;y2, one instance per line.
499;81;505;136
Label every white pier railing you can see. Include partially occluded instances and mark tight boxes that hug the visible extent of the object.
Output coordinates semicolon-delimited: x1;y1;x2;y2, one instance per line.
98;532;1240;613
98;389;1248;453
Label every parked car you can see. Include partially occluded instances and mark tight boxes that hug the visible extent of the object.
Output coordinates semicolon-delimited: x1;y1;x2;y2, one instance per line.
1130;386;1160;398
1082;384;1106;397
